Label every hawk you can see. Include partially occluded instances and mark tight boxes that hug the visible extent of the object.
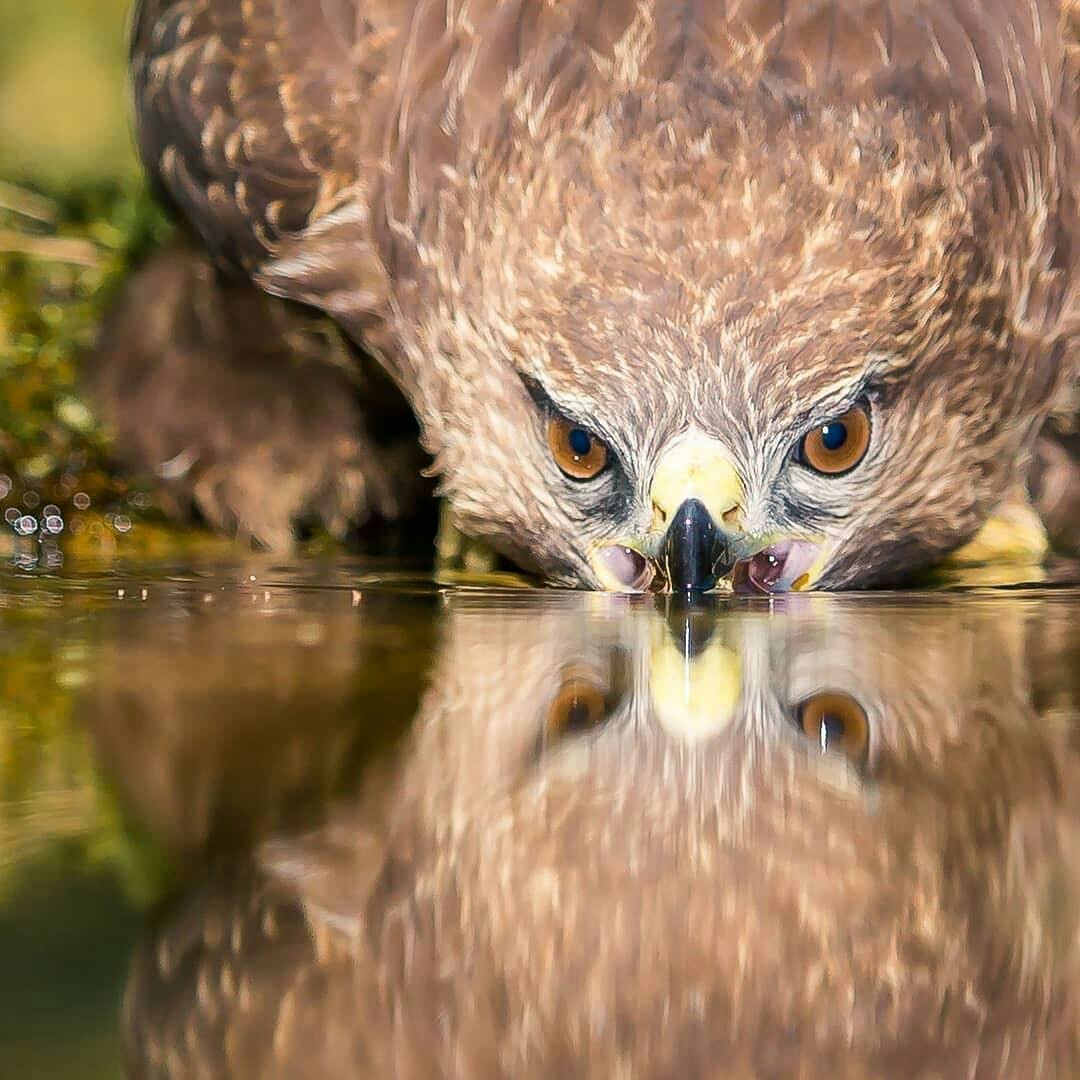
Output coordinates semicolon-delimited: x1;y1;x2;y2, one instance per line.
96;0;1079;590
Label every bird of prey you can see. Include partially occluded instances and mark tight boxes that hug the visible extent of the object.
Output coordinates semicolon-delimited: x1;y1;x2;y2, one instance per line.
121;598;1080;1075
100;0;1078;591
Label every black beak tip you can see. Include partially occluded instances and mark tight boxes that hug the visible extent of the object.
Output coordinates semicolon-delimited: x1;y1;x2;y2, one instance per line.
662;498;731;593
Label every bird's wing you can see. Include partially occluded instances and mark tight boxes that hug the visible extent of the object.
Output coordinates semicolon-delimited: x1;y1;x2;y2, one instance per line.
131;0;403;324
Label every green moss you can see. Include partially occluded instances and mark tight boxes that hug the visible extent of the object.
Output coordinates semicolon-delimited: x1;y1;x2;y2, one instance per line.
0;179;193;562
0;179;170;457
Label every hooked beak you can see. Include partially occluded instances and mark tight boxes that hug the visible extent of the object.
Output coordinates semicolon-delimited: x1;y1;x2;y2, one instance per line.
661;498;732;592
652;434;743;593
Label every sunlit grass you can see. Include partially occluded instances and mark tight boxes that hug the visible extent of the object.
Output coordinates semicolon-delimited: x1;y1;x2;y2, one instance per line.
0;179;179;560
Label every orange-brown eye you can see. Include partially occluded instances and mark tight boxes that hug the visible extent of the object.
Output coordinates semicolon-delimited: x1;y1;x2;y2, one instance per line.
796;404;871;475
545;674;608;741
795;691;870;767
547;415;609;480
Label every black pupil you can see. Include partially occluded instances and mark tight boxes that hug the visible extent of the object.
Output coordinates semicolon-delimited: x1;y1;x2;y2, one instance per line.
565;696;596;731
820;421;848;452
568;428;592;456
818;712;846;749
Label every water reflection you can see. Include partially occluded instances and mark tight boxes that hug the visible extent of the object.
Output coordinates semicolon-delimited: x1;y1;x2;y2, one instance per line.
118;593;1080;1078
78;582;436;860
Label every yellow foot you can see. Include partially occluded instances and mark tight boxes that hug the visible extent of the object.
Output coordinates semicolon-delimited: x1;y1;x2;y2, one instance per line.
945;496;1049;567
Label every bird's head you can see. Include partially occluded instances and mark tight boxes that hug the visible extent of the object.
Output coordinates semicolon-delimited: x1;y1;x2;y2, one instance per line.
388;81;1066;592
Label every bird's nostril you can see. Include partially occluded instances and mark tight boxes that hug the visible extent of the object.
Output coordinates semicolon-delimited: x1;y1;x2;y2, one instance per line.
722;506;743;528
652;501;668;525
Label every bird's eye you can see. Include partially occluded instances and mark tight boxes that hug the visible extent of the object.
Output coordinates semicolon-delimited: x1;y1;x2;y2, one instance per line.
547;415;609;480
544;673;609;743
796;403;871;475
793;691;870;768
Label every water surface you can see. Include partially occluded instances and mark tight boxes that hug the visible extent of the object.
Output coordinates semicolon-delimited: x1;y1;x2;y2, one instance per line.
1;560;1079;1076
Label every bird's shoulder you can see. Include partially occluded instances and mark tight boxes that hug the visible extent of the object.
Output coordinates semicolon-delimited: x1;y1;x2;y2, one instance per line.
131;0;406;271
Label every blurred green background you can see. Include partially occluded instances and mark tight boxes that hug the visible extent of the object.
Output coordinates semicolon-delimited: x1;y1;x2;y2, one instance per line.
0;0;138;185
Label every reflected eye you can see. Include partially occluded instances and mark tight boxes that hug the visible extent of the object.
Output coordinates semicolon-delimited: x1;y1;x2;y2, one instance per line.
794;691;870;767
547;415;609;480
796;403;871;475
545;674;609;741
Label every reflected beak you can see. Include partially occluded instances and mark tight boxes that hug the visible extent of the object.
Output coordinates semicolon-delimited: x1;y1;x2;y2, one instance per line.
650;621;742;743
652;435;744;593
